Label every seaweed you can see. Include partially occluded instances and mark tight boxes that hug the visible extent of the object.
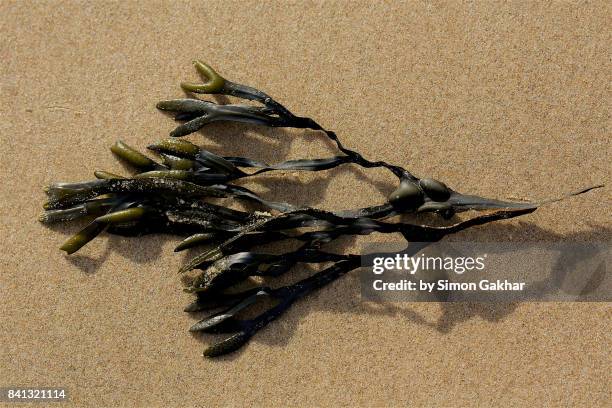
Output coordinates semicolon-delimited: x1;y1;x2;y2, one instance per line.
41;61;602;357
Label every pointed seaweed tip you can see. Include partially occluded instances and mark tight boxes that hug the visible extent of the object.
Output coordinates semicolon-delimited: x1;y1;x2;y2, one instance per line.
94;170;123;180
155;100;182;111
94;207;145;224
174;233;215;252
155;101;168;110
536;184;605;207
177;264;192;274
203;332;250;358
59;236;84;255
184;301;199;313
110;140;157;169
147;138;200;157
189;319;211;332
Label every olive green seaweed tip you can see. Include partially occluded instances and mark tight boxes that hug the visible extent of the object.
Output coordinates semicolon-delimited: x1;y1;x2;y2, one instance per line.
59;232;92;255
94;170;124;180
180;60;225;94
94;207;146;224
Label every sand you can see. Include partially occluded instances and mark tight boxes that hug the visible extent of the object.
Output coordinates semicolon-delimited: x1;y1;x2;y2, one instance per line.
1;1;610;407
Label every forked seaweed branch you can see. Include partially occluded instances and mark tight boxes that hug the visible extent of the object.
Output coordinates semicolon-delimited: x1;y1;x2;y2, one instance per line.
41;61;602;357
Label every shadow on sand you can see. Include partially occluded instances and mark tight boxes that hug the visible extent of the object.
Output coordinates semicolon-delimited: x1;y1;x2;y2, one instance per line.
42;94;609;359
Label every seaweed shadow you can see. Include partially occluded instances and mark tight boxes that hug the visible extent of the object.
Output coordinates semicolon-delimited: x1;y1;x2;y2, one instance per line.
190;222;610;352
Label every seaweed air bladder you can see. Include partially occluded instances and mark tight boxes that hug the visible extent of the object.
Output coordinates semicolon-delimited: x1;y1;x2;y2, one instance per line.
41;60;603;357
